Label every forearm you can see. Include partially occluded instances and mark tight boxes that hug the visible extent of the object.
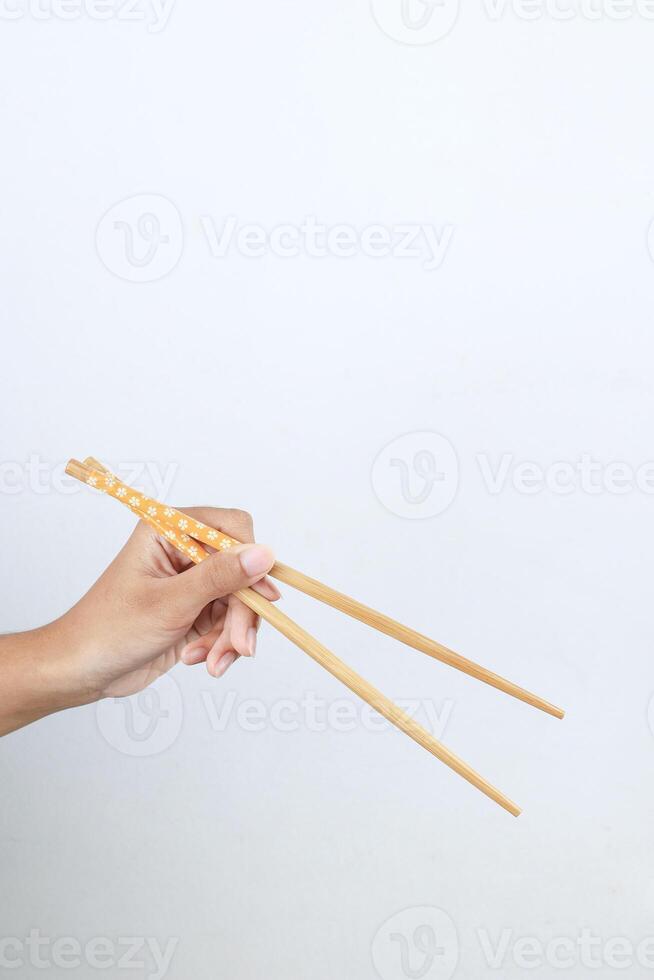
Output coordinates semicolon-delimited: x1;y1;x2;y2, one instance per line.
0;620;96;736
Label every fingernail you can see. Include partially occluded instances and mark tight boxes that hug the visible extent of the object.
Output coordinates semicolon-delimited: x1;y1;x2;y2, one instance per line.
239;544;274;577
181;643;198;665
215;651;237;678
247;627;257;658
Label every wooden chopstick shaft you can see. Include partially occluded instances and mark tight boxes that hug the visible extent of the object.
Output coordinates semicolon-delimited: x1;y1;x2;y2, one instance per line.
271;563;564;720
238;586;520;817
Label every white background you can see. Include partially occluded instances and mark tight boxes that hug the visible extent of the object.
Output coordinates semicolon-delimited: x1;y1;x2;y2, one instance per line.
1;1;654;978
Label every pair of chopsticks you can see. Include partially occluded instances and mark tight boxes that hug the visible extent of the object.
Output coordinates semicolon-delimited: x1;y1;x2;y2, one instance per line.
66;456;564;816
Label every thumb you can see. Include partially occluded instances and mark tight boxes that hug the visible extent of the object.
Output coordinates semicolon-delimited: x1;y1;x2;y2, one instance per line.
164;544;275;621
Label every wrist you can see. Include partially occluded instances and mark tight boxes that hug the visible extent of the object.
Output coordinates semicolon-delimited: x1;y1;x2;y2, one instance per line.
40;616;103;710
0;618;100;736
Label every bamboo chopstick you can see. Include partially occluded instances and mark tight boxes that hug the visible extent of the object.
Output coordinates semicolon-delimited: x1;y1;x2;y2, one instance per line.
81;458;563;720
234;586;521;817
268;564;564;719
66;457;521;816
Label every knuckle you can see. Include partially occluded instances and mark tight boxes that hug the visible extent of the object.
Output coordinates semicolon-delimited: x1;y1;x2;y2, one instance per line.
226;507;251;525
224;507;254;538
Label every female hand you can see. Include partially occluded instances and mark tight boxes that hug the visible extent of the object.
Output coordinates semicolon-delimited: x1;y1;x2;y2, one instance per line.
0;507;278;735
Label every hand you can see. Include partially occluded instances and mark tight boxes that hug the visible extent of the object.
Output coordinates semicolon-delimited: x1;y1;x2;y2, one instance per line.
0;507;279;736
62;507;279;699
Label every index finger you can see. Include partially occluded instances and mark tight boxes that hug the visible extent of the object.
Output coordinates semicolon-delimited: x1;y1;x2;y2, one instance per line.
178;506;255;542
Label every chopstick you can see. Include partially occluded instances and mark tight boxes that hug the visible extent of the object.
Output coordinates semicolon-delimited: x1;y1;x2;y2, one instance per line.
82;458;563;720
66;457;522;816
267;564;564;719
